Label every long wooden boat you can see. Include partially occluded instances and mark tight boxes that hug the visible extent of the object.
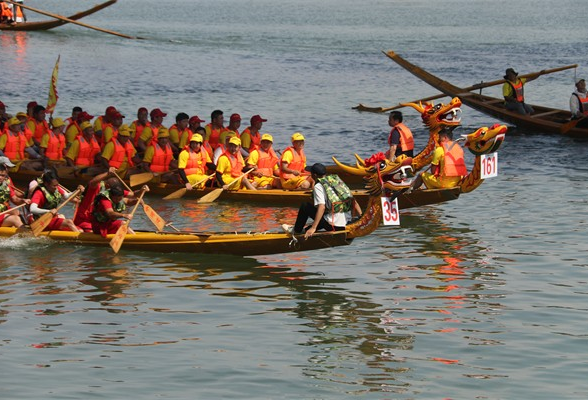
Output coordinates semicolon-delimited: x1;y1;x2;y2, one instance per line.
9;169;460;209
384;50;588;138
0;0;116;31
0;227;352;256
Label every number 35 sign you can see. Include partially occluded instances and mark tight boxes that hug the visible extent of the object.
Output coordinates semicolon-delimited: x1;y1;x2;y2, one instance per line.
481;152;498;179
381;196;400;226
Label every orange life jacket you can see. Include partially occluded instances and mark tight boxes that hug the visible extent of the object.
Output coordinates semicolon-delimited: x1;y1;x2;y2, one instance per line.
0;3;13;20
388;122;414;151
206;124;226;150
149;143;173;173
101;123;117;147
29;118;50;143
241;127;261;152
109;140;136;168
183;147;209;176
147;124;161;145
75;136;101;166
65;121;82;144
507;79;525;102
2;131;25;161
132;121;149;146
279;147;306;179
573;93;588;116
44;131;65;161
254;147;279;177
221;150;245;178
22;125;33;146
441;141;467;177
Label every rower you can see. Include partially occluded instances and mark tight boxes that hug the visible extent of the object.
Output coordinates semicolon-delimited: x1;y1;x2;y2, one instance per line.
279;132;313;190
0;117;43;171
204;109;227;151
141;127;178;183
93;106;117;142
137;108;167;154
178;133;215;190
100;124;139;178
240;114;266;158
246;133;281;189
39;117;67;163
65;110;94;146
387;111;414;161
0;160;29;228
215;136;256;191
65;120;102;175
168;112;190;156
130;107;149;148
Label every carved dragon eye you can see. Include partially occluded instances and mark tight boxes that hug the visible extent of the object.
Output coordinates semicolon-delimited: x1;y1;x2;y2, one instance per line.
378;161;387;170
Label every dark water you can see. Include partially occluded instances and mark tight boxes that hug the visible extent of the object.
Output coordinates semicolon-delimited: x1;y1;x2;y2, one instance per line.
1;0;588;398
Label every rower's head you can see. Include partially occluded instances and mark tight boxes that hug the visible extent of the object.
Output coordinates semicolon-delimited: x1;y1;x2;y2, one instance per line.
7;117;22;133
0;156;15;171
0;163;10;183
210;109;224;128
576;78;586;91
228;136;241;154
260;134;273;150
51;118;66;133
388;111;403;127
27;101;38;116
33;105;46;122
137;107;149;123
189;115;205;130
291;132;305;150
250;115;267;130
189;133;203;150
111;111;125;128
305;163;327;179
118;124;131;143
176;113;190;130
80;121;94;137
157;127;170;145
109;184;125;204
229;113;241;129
224;131;237;146
504;68;518;81
41;170;59;193
150;108;167;125
438;128;454;144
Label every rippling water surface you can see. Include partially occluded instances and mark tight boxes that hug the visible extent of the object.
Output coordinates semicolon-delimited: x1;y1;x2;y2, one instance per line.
2;0;588;399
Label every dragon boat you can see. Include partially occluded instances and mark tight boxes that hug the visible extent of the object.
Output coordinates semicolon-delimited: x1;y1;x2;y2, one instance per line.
0;0;116;31
383;50;588;138
8;168;461;210
0;157;422;256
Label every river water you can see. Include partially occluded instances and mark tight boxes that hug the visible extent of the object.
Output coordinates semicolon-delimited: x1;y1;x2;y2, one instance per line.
1;0;588;399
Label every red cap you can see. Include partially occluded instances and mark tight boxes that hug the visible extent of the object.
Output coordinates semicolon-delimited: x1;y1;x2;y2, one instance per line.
250;115;267;125
27;101;38;109
189;115;205;124
150;108;167;118
138;107;148;114
230;113;241;122
0;101;5;109
105;106;117;114
111;111;125;119
80;111;94;120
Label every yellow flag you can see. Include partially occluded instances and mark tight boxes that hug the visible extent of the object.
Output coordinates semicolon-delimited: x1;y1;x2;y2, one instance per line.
46;55;60;115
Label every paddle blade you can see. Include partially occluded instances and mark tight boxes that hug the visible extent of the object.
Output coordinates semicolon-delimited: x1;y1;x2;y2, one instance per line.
560;119;579;134
109;223;129;254
30;213;53;237
129;172;154;187
142;203;166;231
197;188;223;203
163;187;187;200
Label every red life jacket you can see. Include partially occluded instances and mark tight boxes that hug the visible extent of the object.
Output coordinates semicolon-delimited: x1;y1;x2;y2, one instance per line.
2;131;25;161
149;143;173;173
44;131;65;161
109;140;136;168
183;147;209;176
441;141;467;177
254;147;279;177
221;150;244;178
75;136;101;166
279;147;306;179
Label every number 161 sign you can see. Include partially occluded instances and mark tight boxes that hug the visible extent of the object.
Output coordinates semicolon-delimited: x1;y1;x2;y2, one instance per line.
381;196;400;226
481;152;498;179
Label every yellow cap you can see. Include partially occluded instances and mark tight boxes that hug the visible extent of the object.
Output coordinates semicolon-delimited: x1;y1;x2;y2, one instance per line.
80;121;93;131
190;133;204;143
8;117;21;127
157;127;170;138
261;133;273;142
51;118;65;128
15;112;28;119
229;136;241;146
291;132;305;142
118;124;131;137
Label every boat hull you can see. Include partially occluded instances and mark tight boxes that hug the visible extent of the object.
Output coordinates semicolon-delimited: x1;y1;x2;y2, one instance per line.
0;0;116;31
0;227;353;256
384;50;588;138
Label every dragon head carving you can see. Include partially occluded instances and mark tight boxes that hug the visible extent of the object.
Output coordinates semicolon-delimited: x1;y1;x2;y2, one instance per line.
403;97;462;131
461;123;507;156
363;153;414;196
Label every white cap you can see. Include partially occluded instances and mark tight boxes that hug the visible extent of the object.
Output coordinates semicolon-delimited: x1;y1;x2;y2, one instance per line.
0;156;16;168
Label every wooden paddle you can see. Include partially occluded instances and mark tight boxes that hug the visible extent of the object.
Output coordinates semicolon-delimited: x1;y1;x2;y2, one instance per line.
129;172;154;187
560;117;585;134
197;169;253;204
163;173;216;200
113;172;166;231
30;187;82;236
109;187;147;254
0;203;27;218
3;0;142;40
354;60;579;113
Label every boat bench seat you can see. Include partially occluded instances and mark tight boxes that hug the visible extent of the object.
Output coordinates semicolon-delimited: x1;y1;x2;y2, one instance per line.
531;110;562;118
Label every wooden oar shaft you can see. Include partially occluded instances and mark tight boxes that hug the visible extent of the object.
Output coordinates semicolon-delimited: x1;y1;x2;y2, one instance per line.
4;0;139;40
0;203;27;217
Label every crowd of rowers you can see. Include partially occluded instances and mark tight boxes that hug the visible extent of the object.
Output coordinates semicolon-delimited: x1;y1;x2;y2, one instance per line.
0;100;321;234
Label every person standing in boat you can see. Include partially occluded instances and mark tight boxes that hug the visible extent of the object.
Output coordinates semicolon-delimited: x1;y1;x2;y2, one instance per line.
569;78;588;128
386;111;414;161
502;67;539;115
281;163;361;238
408;129;466;192
29;170;83;233
280;132;313;190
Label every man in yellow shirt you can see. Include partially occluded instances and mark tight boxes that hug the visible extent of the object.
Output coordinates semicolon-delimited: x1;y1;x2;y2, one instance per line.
100;124;139;178
280;132;313;190
178;133;215;190
138;108;167;154
141;127;178;183
215;137;255;190
246;134;280;189
169;112;190;156
65;111;93;146
39;117;66;162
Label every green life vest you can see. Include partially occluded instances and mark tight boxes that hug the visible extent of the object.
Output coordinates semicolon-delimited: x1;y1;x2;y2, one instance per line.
0;182;10;213
92;191;126;223
317;175;353;213
38;185;63;210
